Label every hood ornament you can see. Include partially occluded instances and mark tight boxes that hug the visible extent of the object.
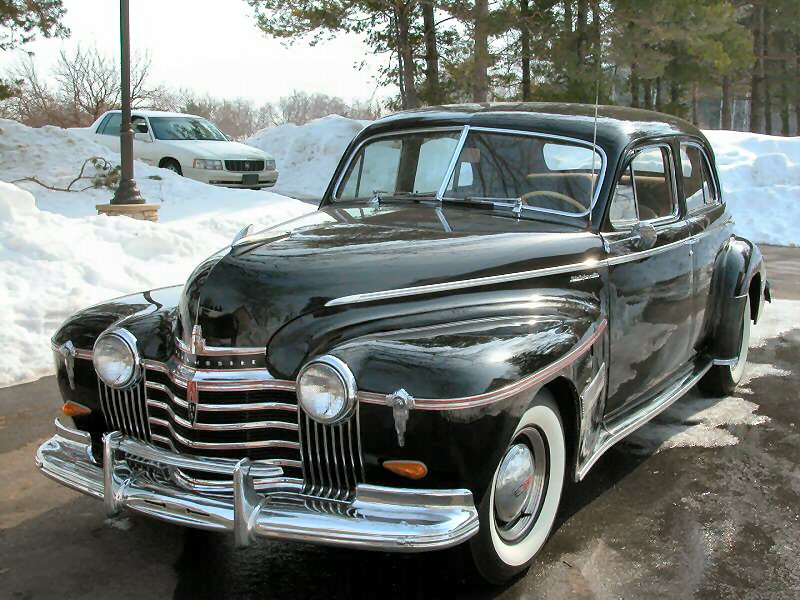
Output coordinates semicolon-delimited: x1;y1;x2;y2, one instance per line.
189;325;206;355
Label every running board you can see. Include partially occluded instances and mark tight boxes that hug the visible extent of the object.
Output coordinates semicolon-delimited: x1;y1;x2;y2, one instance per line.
576;361;712;480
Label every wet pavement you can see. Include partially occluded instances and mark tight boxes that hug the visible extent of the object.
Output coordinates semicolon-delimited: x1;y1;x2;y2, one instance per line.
0;246;798;599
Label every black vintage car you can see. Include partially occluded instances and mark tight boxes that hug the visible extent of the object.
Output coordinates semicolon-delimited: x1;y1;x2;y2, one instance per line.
39;103;769;583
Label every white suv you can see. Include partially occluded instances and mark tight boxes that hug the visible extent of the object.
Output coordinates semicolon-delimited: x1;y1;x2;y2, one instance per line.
89;110;278;189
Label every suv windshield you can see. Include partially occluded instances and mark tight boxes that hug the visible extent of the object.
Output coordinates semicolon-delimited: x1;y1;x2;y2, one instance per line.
149;117;226;141
335;128;603;215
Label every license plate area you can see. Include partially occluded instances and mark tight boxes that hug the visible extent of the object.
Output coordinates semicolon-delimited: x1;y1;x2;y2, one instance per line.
242;173;259;185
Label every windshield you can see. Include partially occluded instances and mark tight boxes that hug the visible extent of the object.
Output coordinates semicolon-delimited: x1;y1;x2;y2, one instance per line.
335;128;603;215
149;117;226;141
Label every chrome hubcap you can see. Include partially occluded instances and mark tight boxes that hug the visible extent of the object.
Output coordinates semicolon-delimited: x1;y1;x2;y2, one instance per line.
494;428;548;543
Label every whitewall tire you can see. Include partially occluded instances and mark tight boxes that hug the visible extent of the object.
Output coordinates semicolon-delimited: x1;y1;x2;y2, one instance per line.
470;389;566;584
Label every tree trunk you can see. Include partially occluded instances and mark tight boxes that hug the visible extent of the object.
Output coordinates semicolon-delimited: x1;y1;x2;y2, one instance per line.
520;0;532;101
655;77;663;112
763;7;771;135
777;32;790;136
721;75;733;129
421;1;440;105
750;4;765;133
691;81;699;125
643;79;653;110
564;0;573;34
630;63;640;108
472;0;490;102
395;2;419;109
576;0;587;64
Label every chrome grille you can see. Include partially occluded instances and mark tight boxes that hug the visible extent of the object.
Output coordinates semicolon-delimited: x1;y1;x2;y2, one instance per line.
98;378;151;442
143;368;303;480
299;407;365;501
225;159;264;172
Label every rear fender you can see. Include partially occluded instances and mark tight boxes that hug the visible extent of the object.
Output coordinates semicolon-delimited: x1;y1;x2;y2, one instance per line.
708;236;766;360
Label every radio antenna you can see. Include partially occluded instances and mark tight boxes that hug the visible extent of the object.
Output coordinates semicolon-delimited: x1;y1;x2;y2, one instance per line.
587;17;602;230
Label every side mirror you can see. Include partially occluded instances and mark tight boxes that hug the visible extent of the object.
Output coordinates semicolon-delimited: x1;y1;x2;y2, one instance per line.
632;222;657;251
134;132;151;142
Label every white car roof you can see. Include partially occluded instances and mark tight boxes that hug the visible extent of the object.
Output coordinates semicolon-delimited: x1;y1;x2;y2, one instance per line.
104;109;205;119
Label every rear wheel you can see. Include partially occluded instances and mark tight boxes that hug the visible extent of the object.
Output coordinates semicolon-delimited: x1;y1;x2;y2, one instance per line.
699;295;751;396
469;390;565;584
161;159;182;175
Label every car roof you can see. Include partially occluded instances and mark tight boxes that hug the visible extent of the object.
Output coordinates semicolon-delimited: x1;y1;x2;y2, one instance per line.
105;109;205;119
363;102;708;156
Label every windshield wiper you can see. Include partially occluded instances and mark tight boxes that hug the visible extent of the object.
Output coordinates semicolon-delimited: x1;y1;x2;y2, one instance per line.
370;190;438;203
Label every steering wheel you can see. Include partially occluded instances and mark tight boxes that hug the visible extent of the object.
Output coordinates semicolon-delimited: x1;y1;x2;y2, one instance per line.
519;190;587;213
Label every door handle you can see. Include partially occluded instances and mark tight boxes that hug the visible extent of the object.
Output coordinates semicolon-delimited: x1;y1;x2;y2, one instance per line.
632;223;657;251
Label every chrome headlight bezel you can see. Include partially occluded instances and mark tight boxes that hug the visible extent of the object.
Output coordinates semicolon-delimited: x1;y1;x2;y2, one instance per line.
296;355;357;424
92;328;141;390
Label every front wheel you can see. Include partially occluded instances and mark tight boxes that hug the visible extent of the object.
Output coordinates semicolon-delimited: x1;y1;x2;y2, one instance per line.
699;294;751;396
469;390;565;584
161;159;182;175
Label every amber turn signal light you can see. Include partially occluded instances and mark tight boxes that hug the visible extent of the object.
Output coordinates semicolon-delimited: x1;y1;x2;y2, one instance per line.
382;460;428;480
62;401;91;417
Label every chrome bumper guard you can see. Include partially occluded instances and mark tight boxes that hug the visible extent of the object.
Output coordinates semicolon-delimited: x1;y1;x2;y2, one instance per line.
35;420;479;552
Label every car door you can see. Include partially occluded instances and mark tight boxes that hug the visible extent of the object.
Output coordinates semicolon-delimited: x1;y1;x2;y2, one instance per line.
602;142;694;417
131;115;159;165
678;140;732;352
94;112;122;152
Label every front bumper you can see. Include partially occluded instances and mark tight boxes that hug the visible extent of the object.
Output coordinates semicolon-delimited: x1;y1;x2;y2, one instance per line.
184;167;279;188
36;419;479;552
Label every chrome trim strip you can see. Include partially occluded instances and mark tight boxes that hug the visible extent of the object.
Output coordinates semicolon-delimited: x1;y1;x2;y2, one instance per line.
576;361;713;480
145;381;297;413
325;258;602;307
359;319;607;410
147;417;300;451
142;359;295;391
50;341;93;360
175;336;266;356
146;399;299;432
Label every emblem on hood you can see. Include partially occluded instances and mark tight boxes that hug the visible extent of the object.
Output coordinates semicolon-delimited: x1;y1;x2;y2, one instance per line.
186;372;199;426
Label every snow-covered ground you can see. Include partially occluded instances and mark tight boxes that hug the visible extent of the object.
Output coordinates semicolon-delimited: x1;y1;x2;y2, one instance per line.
246;115;370;198
703;130;800;247
0;119;313;387
0;115;798;388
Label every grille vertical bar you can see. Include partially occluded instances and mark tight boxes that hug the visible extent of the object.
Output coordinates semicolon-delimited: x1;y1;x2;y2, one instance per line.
97;374;151;443
298;404;363;500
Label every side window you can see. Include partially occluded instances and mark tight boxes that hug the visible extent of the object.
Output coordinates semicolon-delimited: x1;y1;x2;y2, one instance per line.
629;146;676;221
680;143;719;211
131;116;149;134
99;113;122;136
609;165;637;226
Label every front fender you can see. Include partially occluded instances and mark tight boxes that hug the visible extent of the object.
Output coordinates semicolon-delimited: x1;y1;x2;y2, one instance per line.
317;292;602;498
708;236;766;360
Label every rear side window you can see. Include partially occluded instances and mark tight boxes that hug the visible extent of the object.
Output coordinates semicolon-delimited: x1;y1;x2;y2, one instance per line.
680;143;719;211
608;145;677;228
629;146;675;221
99;113;122;136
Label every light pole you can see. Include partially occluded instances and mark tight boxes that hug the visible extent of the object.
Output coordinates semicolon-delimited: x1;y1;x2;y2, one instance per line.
98;0;158;220
111;0;144;205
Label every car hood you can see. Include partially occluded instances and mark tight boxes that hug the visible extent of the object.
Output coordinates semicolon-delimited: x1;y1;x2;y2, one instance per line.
158;139;271;160
176;203;602;354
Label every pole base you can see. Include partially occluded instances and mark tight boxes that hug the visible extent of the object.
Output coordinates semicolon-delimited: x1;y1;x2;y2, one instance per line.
96;203;160;222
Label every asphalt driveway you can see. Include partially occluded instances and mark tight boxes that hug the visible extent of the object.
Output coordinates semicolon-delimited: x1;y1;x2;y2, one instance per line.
0;245;797;599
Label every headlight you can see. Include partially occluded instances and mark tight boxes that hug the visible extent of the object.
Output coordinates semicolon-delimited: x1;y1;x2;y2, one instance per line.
265;159;276;171
296;355;357;424
193;158;223;170
93;329;140;389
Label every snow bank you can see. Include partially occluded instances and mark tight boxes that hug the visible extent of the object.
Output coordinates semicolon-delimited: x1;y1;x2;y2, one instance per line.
704;130;799;247
0;120;313;387
246;115;369;198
